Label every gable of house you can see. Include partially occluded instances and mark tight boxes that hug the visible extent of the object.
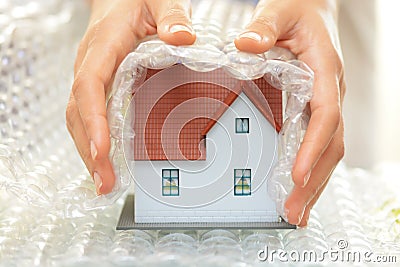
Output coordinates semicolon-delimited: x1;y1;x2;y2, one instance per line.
132;66;283;161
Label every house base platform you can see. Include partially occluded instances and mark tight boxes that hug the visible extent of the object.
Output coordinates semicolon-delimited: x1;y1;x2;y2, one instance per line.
116;195;296;230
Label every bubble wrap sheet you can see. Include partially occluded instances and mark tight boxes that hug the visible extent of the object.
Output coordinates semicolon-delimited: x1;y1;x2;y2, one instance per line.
0;0;399;266
104;0;313;220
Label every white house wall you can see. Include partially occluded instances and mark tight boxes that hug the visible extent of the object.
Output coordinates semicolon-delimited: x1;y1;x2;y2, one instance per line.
134;93;279;223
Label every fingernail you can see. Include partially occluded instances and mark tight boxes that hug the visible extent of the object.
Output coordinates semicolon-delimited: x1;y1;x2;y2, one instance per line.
238;31;263;42
90;140;97;160
93;172;103;195
302;170;312;188
169;24;193;34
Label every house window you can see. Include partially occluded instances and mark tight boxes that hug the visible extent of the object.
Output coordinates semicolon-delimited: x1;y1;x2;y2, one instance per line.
234;169;251;196
235;118;249;133
162;169;179;196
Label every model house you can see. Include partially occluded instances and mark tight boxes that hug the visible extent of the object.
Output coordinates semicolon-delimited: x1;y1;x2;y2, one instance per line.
131;65;283;223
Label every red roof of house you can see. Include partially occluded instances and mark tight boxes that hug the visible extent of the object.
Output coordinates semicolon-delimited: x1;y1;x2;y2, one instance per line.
133;67;282;161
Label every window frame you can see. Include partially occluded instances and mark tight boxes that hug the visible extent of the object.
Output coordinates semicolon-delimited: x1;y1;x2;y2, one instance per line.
234;169;251;196
235;118;249;134
162;169;179;196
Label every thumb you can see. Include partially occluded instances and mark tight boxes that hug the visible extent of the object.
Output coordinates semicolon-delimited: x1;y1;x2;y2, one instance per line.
147;0;196;45
234;0;299;54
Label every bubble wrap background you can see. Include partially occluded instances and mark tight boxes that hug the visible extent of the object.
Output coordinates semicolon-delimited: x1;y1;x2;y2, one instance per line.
0;1;400;266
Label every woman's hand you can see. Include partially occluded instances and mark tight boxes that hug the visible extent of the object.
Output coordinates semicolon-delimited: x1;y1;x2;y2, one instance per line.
235;0;345;226
66;0;195;195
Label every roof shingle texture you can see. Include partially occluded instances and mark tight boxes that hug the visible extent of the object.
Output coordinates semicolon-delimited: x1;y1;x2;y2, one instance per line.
133;68;282;161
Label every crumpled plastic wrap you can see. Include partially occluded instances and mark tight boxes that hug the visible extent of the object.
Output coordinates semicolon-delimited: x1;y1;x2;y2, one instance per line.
0;0;95;216
0;0;313;220
102;35;313;220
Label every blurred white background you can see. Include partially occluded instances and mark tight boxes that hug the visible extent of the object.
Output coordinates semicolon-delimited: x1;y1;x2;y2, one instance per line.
340;0;400;168
376;1;400;164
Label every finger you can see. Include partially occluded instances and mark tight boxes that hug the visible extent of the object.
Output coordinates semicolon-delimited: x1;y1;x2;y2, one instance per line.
298;180;328;227
66;94;115;194
73;1;110;76
285;163;330;226
291;48;342;187
234;0;300;54
71;1;152;195
73;14;138;160
66;94;93;173
74;38;88;76
292;104;340;187
72;27;131;193
147;0;196;45
285;127;344;225
298;207;311;227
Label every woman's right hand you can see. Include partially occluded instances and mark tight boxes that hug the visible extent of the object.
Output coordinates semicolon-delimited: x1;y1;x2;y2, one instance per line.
66;0;196;195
